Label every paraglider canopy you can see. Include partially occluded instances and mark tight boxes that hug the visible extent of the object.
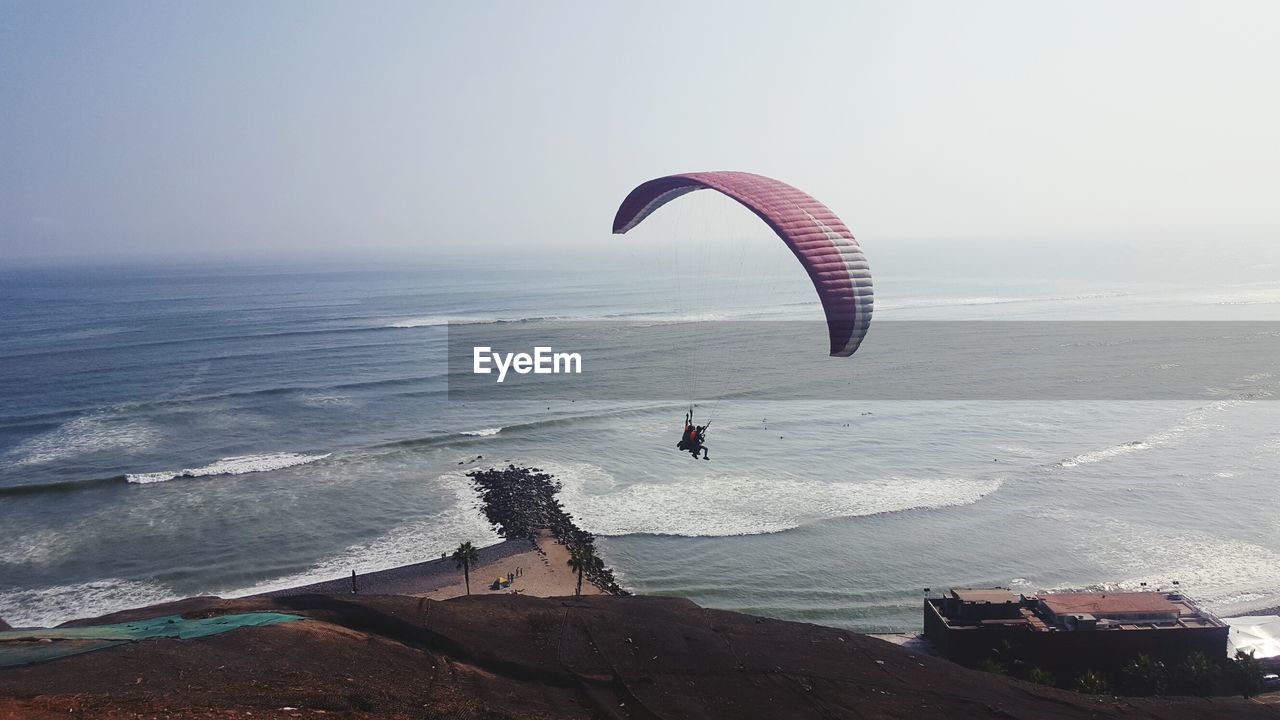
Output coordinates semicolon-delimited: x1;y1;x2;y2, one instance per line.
612;171;872;357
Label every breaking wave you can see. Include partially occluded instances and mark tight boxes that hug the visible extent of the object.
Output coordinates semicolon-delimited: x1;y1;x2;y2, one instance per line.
1056;400;1239;469
545;461;1002;537
460;427;503;437
385;314;571;328
225;473;501;597
125;452;331;484
0;579;180;629
1048;518;1280;614
1058;441;1150;468
4;413;159;467
386;314;502;328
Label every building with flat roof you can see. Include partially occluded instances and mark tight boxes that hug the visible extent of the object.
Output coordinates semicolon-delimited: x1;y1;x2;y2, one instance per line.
951;588;1021;604
1037;592;1180;624
937;588;1022;623
924;588;1228;672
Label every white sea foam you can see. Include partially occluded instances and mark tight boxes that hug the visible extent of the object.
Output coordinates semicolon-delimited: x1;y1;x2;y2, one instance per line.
1256;434;1280;459
1057;400;1239;469
226;472;500;596
1058;441;1150;468
385;313;585;328
126;452;331;484
387;310;746;329
1050;519;1280;613
460;427;503;437
300;394;354;408
626;310;737;324
4;413;159;467
0;473;494;625
0;529;77;567
544;461;1001;537
386;314;500;328
1141;401;1238;448
0;579;179;629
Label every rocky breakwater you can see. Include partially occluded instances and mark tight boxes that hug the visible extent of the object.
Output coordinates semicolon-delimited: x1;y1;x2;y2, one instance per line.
467;465;628;595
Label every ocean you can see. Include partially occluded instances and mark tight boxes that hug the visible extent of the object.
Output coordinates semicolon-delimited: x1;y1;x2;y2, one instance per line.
3;257;1280;631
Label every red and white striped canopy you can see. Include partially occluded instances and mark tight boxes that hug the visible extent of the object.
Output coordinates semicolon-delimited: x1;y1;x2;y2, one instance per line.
613;171;873;357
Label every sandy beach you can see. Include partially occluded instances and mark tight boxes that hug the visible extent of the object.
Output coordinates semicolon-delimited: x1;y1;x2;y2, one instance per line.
258;529;600;600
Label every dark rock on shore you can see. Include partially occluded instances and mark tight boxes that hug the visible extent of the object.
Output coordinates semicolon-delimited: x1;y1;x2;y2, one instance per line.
468;465;628;595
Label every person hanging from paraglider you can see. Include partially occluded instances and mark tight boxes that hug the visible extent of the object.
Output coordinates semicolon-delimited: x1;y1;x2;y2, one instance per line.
676;410;693;451
615;172;874;462
676;408;710;460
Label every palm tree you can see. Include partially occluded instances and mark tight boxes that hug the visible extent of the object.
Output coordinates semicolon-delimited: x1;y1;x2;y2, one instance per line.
567;546;598;597
1174;650;1215;696
1074;669;1110;695
1230;649;1264;697
451;542;480;595
1121;654;1168;696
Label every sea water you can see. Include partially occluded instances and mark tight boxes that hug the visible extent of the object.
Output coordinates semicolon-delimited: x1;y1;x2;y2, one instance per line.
3;258;1280;631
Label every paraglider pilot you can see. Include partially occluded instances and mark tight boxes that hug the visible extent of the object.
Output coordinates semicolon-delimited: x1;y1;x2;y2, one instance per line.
677;410;710;460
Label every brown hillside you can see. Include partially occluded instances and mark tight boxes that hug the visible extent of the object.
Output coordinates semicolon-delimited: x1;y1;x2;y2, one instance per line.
2;593;1277;719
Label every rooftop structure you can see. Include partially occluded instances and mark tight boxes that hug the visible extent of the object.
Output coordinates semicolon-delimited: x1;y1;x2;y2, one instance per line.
1036;592;1180;624
951;588;1021;604
923;587;1228;672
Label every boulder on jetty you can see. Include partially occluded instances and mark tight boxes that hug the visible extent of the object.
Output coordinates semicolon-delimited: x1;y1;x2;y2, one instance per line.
467;465;628;595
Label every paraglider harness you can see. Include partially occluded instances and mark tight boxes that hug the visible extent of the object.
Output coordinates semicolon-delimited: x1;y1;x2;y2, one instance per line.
677;408;710;459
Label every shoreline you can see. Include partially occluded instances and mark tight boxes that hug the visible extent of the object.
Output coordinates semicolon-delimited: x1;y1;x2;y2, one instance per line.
467;465;628;595
256;464;625;601
254;536;534;599
256;530;600;600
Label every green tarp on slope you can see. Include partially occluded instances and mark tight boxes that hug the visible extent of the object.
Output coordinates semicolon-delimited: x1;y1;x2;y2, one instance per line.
0;612;303;667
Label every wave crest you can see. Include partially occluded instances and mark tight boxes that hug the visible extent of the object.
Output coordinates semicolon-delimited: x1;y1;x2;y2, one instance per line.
0;579;179;628
126;452;331;484
1058;441;1150;468
460;427;503;437
545;462;1001;537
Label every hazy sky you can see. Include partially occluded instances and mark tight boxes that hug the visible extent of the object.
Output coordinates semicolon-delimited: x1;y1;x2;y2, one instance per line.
1;1;1277;265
